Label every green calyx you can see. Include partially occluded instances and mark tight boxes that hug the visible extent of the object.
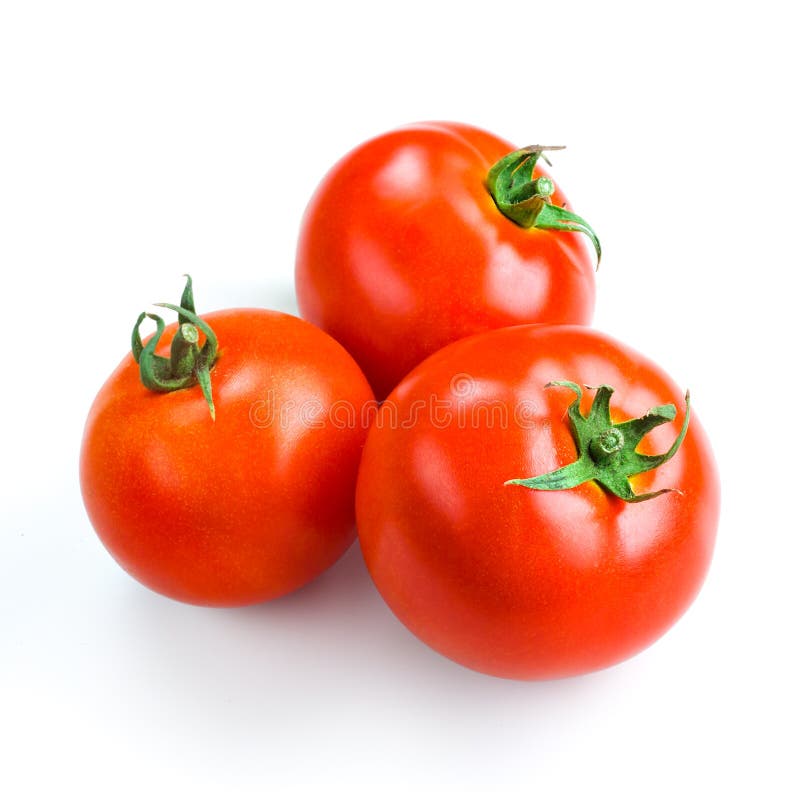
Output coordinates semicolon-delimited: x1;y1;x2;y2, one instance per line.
486;146;601;266
505;381;691;503
131;275;218;420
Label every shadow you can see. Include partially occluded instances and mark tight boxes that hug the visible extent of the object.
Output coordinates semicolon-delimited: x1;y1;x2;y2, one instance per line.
114;539;634;756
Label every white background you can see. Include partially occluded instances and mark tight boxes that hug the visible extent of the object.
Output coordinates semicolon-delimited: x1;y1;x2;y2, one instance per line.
2;1;798;797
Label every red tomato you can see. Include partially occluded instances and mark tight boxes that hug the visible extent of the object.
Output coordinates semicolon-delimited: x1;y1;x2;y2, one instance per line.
356;325;719;680
81;289;375;607
296;122;598;399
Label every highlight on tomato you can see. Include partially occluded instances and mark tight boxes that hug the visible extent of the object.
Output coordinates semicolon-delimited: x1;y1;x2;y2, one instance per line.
355;325;719;680
80;276;375;607
296;121;600;399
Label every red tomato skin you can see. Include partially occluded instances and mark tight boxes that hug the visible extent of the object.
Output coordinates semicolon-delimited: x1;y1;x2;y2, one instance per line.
295;122;596;399
356;325;719;680
81;309;375;607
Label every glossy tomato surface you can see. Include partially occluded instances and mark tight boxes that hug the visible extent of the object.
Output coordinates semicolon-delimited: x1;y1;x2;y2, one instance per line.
81;309;375;606
296;122;596;399
356;325;719;680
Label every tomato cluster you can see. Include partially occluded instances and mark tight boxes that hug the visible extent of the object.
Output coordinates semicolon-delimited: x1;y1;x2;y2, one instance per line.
81;123;719;680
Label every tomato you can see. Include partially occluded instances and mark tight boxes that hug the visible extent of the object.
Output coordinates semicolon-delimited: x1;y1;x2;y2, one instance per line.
356;325;719;680
80;279;375;607
296;121;599;399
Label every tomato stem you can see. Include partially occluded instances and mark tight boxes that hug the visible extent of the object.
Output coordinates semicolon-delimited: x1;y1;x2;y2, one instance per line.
131;275;218;420
485;146;601;266
505;381;690;502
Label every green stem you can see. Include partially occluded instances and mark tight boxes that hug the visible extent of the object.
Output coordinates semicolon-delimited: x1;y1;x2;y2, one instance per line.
170;323;200;375
505;382;690;502
131;276;218;420
486;146;601;266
